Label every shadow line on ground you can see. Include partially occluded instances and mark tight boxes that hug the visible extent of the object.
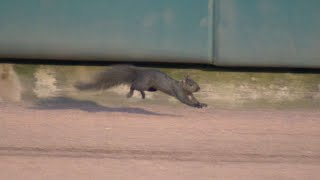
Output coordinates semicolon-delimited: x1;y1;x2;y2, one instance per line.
31;97;178;116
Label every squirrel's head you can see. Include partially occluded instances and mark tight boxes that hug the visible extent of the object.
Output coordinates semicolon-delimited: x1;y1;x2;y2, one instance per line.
180;75;201;93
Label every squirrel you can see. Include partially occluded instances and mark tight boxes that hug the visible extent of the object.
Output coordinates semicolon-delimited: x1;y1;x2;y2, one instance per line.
75;65;207;108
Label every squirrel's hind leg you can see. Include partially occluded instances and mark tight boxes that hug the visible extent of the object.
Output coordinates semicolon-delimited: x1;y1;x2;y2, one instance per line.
127;86;134;98
130;81;150;99
140;91;145;99
127;86;146;99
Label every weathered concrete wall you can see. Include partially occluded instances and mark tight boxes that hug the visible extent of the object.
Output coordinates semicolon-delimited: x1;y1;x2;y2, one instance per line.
1;64;318;109
0;64;22;102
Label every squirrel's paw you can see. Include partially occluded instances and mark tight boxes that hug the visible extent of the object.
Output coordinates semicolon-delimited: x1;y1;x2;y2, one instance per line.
195;103;208;108
200;103;208;108
126;93;133;98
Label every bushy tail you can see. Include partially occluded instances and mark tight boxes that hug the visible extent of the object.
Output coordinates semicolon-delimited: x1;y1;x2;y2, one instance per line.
74;65;137;91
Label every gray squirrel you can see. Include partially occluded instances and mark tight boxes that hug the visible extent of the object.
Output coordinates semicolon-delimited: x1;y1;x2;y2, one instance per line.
75;65;207;108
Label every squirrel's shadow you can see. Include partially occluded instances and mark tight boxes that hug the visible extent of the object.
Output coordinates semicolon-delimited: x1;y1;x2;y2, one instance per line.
31;97;178;117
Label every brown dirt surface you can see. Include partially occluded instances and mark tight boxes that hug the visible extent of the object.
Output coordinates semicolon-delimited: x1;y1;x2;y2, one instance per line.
0;102;319;180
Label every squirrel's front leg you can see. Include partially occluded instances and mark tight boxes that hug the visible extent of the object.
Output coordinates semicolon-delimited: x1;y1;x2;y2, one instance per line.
175;91;205;108
189;94;207;108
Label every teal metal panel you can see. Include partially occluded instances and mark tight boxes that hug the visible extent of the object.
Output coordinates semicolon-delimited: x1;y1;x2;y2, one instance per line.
0;0;210;63
1;0;320;67
214;0;320;68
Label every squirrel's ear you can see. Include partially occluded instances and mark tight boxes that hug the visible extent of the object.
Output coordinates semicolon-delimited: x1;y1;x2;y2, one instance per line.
185;74;190;80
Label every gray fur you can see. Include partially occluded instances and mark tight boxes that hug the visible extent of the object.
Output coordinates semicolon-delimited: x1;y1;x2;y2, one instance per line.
75;65;207;108
75;65;137;90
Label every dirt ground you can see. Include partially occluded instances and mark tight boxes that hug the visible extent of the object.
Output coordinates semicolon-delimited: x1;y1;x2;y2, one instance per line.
0;102;319;180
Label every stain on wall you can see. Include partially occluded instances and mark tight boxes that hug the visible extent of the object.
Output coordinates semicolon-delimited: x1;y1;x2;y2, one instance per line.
0;64;22;102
